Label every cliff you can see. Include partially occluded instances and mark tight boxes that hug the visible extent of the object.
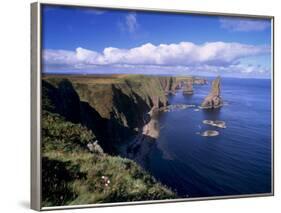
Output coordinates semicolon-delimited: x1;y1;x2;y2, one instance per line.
42;74;174;153
42;74;178;206
158;76;178;94
41;74;211;205
201;76;223;109
42;110;176;206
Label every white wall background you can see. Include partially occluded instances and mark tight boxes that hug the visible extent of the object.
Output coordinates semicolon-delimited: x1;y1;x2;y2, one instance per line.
0;0;279;212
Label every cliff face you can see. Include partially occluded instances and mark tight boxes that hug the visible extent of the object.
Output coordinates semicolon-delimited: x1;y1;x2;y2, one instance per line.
74;75;170;138
42;75;173;153
158;76;178;94
42;109;176;206
201;76;223;109
42;75;178;205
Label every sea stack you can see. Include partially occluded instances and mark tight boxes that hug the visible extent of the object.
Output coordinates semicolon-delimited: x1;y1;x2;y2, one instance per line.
183;80;193;95
201;76;223;109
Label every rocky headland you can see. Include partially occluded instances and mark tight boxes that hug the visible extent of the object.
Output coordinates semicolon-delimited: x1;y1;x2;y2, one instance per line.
42;73;213;205
44;75;181;151
42;74;182;205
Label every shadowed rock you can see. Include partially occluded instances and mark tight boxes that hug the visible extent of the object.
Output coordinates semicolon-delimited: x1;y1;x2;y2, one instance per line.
203;120;226;128
201;130;219;137
201;76;223;109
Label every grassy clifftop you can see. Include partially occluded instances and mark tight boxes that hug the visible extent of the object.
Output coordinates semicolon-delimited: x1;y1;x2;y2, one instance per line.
42;111;176;207
43;74;175;153
44;74;168;119
42;74;178;206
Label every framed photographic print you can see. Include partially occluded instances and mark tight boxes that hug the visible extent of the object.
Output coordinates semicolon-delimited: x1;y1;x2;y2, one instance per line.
31;1;274;211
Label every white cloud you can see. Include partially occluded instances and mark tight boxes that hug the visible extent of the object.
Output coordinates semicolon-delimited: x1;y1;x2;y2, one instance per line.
219;17;271;32
44;41;269;68
43;41;271;77
43;49;78;65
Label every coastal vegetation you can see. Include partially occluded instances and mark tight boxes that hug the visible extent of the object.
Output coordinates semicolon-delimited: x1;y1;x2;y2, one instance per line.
42;74;181;206
41;74;215;206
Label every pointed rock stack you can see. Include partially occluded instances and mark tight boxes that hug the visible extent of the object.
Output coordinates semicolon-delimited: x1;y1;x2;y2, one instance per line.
201;76;223;109
183;80;193;95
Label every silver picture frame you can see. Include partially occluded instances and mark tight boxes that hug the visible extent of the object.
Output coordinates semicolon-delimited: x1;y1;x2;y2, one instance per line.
31;1;274;211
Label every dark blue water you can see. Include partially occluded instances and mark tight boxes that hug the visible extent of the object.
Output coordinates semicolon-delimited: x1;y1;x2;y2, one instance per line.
145;77;272;198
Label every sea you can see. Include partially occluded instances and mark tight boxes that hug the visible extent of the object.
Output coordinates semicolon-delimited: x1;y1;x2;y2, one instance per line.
139;77;272;198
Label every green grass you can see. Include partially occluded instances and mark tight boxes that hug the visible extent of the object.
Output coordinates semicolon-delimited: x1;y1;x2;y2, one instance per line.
42;110;176;207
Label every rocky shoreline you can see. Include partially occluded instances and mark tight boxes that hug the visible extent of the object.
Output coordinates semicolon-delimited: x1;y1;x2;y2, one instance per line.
41;73;231;205
43;74;222;166
125;75;226;157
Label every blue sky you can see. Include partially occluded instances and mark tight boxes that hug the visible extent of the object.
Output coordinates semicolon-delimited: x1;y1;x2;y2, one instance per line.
42;5;272;78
